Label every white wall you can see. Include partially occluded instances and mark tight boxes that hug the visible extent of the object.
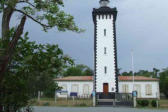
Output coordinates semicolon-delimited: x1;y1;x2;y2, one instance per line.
56;80;159;99
56;81;93;97
96;14;116;92
119;81;160;99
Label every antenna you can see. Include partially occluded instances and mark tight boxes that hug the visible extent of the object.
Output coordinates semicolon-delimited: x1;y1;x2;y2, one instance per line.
131;49;135;92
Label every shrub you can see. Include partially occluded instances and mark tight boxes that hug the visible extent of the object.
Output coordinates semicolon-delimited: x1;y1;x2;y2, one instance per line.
137;100;142;105
151;100;157;107
137;100;149;107
142;100;149;106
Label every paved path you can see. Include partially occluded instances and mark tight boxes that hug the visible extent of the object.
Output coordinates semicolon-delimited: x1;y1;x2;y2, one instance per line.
33;106;168;112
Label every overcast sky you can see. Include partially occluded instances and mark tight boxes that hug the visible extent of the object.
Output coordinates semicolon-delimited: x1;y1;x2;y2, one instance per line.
1;0;168;72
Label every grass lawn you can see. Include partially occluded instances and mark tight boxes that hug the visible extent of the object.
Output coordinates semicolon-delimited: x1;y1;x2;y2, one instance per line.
30;98;168;109
159;99;168;108
30;98;93;107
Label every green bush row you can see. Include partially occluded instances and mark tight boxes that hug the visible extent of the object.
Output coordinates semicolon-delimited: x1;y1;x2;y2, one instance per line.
137;100;157;107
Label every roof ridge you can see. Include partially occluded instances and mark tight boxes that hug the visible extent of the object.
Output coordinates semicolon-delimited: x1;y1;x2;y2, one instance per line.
54;76;159;81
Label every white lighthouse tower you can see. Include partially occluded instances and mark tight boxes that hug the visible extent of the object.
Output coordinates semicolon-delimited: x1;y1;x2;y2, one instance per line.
92;0;118;99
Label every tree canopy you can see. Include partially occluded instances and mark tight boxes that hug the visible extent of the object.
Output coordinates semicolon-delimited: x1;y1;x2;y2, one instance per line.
120;69;155;77
0;1;83;111
0;0;83;83
64;64;94;76
0;0;82;34
159;68;168;98
0;33;73;111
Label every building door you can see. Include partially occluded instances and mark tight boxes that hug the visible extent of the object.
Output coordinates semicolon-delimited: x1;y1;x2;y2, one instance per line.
103;83;109;94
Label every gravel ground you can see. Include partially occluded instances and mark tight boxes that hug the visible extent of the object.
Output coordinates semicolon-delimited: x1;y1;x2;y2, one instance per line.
33;106;168;112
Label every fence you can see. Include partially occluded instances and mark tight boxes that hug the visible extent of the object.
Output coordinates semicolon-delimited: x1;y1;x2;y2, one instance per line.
97;92;133;106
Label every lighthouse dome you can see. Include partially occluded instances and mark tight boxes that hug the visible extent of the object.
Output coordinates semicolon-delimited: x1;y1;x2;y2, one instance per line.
99;0;110;7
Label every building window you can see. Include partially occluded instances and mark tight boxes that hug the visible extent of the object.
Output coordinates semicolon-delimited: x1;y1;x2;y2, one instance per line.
145;84;152;96
104;29;106;36
83;84;89;95
122;84;129;93
104;66;107;74
71;84;79;93
61;84;67;91
104;47;107;54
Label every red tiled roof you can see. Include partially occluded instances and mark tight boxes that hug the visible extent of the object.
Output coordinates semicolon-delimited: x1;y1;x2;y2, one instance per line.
54;76;93;81
119;76;159;81
54;76;159;81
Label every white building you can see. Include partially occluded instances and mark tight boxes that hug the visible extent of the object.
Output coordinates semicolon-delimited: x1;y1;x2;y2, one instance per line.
55;76;160;99
55;76;93;98
118;76;160;99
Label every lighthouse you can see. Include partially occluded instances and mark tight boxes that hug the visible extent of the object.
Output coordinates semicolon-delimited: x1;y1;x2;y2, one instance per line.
92;0;118;99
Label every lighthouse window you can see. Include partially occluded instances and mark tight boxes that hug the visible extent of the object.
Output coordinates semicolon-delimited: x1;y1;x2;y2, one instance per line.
104;66;107;74
104;29;106;36
104;47;107;54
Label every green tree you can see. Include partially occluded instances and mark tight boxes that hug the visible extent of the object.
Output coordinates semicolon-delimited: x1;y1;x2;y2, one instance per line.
0;0;83;83
153;68;160;78
121;70;155;77
134;70;153;77
83;68;94;76
121;71;133;76
159;68;168;98
0;34;73;111
64;64;93;76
